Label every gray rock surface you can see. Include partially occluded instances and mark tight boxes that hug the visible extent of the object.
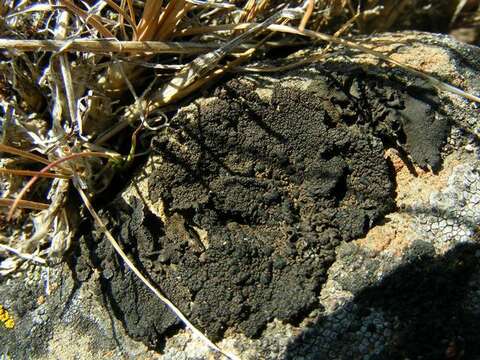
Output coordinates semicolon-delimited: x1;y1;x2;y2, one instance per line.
1;32;480;360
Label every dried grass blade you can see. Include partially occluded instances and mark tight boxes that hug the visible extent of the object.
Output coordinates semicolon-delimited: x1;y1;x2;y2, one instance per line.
126;0;137;28
0;198;49;210
0;168;70;179
0;143;51;165
55;7;80;135
0;244;47;264
103;0;136;28
0;39;214;54
103;0;138;38
240;0;267;22
157;8;299;106
152;48;255;107
73;180;239;360
58;0;114;38
59;55;80;133
6;3;56;18
451;0;468;26
299;0;314;31
136;0;165;40
7;151;114;221
174;23;249;36
266;24;480;104
154;0;189;41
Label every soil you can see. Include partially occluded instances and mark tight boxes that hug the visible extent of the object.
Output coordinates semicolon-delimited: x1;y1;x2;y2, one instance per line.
76;63;450;348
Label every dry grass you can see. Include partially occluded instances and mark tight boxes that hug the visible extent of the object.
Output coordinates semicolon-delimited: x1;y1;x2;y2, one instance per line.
0;0;479;358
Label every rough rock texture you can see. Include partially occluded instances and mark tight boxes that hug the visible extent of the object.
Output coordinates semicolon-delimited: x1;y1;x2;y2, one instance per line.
1;32;480;360
0;262;153;359
416;162;480;248
282;240;480;359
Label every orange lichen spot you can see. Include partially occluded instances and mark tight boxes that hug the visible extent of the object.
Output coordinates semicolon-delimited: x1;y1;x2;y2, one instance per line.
0;304;15;329
37;295;46;306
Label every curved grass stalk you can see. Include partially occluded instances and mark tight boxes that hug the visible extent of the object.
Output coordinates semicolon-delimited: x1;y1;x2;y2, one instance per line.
267;24;480;103
7;151;114;221
0;244;46;264
103;0;138;38
0;143;51;166
0;168;70;179
57;0;113;38
73;179;239;360
176;22;480;104
299;0;314;31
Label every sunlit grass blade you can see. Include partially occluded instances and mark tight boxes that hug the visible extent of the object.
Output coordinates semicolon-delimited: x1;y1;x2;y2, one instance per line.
0;168;70;179
0;144;50;165
7;151;115;221
0;198;49;211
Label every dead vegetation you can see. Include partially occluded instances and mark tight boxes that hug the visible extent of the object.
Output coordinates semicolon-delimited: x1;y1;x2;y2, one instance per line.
0;0;479;358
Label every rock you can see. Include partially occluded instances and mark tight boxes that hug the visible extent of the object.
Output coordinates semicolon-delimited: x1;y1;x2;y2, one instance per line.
2;32;480;359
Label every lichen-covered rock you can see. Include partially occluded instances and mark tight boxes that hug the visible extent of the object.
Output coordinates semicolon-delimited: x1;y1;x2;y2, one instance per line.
416;162;480;248
2;32;480;360
89;69;398;344
81;31;480;356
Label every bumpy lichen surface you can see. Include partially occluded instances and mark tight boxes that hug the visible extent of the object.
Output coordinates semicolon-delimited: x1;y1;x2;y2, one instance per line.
81;62;453;348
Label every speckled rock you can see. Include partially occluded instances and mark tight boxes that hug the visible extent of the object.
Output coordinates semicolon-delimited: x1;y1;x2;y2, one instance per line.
415;162;480;249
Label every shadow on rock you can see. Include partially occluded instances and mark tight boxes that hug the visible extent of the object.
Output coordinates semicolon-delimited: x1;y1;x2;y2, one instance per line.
283;241;480;360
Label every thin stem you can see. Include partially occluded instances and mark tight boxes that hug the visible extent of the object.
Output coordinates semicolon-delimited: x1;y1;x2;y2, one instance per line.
0;39;217;54
58;0;114;38
268;24;480;103
73;180;239;360
7;151;113;220
0;244;47;264
0;143;51;165
0;168;70;179
299;0;314;31
103;0;138;37
0;198;49;210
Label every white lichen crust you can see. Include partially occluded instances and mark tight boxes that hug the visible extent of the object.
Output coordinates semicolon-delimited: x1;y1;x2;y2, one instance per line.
415;162;480;251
